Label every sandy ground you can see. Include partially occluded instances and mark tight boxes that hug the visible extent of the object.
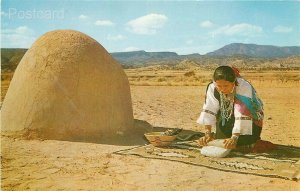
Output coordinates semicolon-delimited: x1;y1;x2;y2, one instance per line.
1;83;300;190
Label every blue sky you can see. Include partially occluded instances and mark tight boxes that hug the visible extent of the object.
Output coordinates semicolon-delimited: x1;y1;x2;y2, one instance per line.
1;0;300;54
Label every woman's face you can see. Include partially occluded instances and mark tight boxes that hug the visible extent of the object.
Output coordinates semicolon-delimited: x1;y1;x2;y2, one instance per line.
214;80;235;94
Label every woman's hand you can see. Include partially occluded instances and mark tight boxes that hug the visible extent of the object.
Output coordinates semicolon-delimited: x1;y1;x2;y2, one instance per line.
223;138;237;149
198;133;214;146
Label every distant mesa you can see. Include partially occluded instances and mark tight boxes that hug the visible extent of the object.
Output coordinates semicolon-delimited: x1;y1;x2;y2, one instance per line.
1;30;134;140
111;50;179;64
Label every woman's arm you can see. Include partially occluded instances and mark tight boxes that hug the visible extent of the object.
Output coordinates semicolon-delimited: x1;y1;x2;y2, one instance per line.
204;125;212;134
223;133;240;149
197;83;220;129
197;83;220;146
198;125;215;146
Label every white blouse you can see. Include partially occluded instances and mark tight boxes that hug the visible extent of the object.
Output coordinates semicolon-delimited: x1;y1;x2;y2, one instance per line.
197;78;253;135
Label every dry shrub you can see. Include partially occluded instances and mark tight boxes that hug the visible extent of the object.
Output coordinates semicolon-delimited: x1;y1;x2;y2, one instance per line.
157;77;167;82
184;71;195;77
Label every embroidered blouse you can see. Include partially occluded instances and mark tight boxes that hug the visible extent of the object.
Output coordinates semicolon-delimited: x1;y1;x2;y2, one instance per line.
197;78;263;135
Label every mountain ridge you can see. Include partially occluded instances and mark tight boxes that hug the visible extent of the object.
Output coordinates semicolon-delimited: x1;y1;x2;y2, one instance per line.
206;43;300;58
2;43;300;71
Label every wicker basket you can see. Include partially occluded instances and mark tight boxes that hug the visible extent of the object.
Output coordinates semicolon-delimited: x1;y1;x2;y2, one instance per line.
144;132;176;147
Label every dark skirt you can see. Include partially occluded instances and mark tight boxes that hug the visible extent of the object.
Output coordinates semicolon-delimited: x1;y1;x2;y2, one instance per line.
215;114;262;146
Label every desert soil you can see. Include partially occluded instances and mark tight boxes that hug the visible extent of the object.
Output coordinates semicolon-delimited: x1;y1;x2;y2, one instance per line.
1;73;300;190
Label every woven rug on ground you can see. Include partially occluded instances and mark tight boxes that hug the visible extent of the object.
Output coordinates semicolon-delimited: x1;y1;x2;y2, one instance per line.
114;142;300;181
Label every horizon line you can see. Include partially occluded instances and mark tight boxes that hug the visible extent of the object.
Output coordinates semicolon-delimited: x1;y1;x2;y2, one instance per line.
2;42;300;56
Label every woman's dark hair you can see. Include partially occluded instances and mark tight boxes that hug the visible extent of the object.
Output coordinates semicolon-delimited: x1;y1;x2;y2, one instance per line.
213;65;236;82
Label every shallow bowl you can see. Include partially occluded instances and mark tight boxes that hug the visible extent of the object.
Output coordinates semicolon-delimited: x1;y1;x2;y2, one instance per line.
144;132;176;147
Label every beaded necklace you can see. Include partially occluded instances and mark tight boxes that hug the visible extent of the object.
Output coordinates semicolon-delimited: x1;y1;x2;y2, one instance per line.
220;89;235;126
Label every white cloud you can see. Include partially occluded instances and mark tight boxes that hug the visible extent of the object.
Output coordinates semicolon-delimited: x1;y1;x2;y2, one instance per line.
16;26;35;35
127;13;168;35
200;20;214;28
94;20;115;26
1;26;36;48
2;26;35;35
1;11;7;16
273;25;293;33
124;46;141;52
213;23;263;37
186;40;194;45
107;34;126;41
79;14;89;20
